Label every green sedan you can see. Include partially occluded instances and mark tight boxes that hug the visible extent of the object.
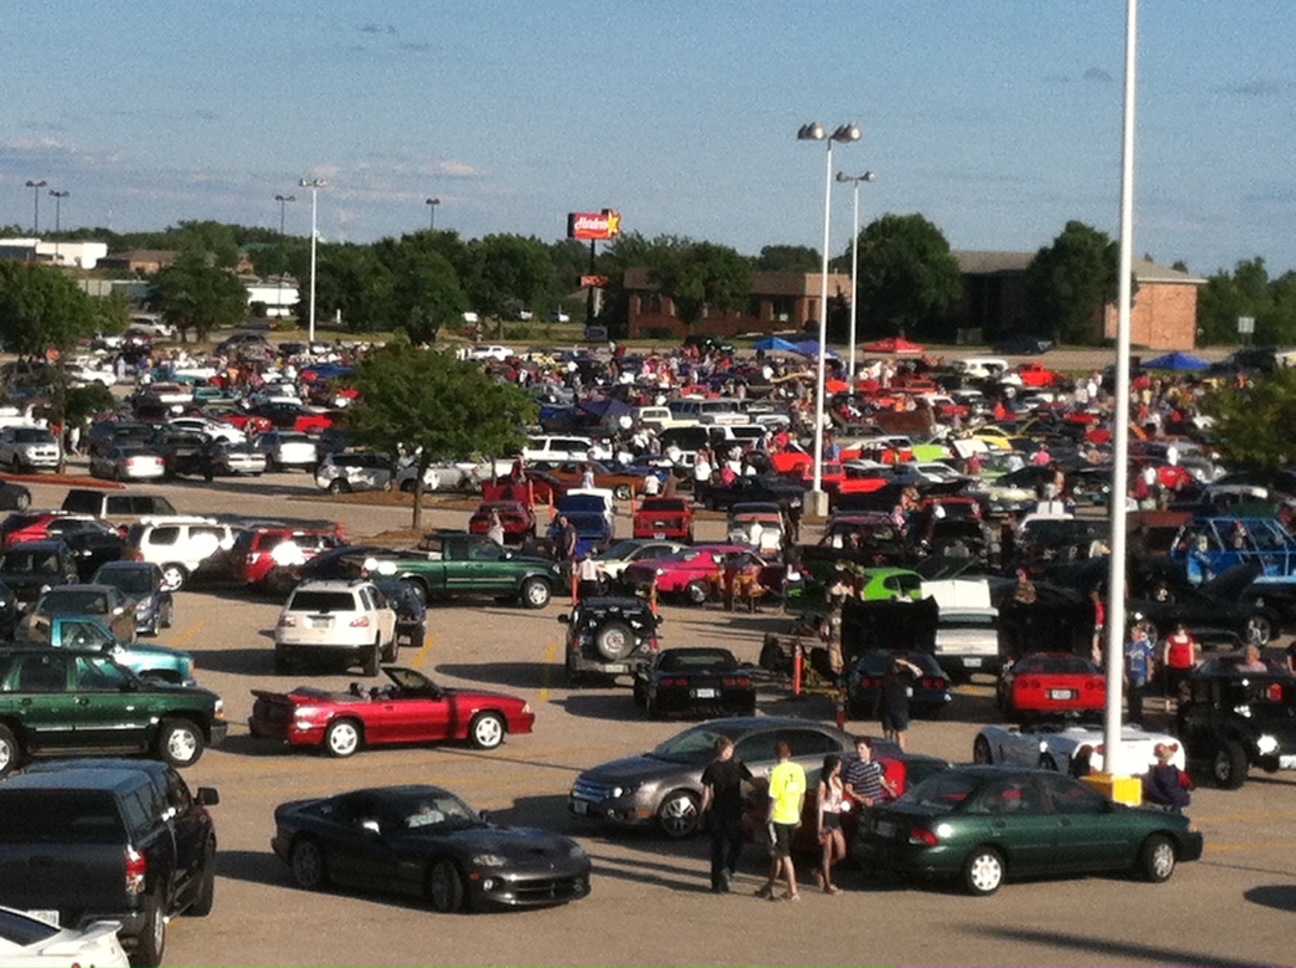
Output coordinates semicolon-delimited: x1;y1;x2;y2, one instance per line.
853;765;1203;895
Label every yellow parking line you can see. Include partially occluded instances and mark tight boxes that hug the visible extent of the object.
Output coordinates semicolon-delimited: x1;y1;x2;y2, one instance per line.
410;634;434;668
169;622;206;647
540;641;557;702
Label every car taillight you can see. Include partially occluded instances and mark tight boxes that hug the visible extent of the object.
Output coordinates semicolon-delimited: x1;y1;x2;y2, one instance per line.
350;616;371;628
860;677;882;688
124;458;137;468
1021;678;1039;690
908;826;939;846
1084;679;1103;691
661;677;689;687
1269;683;1284;702
278;615;297;628
921;677;943;689
125;846;147;894
722;677;751;687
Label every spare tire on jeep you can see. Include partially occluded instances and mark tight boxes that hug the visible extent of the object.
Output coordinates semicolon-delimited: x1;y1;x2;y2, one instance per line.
595;620;635;661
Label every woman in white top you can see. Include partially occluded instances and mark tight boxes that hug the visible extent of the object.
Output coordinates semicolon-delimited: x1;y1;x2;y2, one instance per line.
816;754;846;894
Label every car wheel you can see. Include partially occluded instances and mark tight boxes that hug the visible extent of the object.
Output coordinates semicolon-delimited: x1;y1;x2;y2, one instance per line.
972;735;993;765
962;846;1005;896
468;712;505;750
363;642;380;677
401;579;428;605
1212;740;1249;789
656;789;701;838
614;484;632;500
130;894;166;968
13;490;29;511
324;719;362;758
1244;614;1274;646
161;564;188;591
328;479;349;495
428;858;467;913
594;620;635;661
0;724;20;777
156;718;204;768
520;576;551;609
290;838;329;890
1038;752;1058;772
189;839;217;916
685;580;709;606
1137;833;1177;883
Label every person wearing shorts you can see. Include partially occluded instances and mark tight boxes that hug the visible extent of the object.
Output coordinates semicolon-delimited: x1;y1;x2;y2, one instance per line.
879;653;923;749
755;740;805;902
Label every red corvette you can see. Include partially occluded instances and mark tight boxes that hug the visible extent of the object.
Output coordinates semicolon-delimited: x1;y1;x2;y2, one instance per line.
248;666;535;756
997;652;1105;719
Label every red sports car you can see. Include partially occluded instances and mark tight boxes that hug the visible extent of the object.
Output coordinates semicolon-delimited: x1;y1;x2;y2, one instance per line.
248;666;535;757
997;652;1105;719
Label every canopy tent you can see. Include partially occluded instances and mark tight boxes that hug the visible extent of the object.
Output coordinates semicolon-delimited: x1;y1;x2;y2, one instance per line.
795;339;840;359
863;336;925;356
751;336;800;352
577;397;635;421
1142;351;1210;371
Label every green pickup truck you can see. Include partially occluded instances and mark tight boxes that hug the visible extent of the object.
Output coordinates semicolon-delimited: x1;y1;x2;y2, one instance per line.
17;615;196;685
368;532;563;609
0;647;226;775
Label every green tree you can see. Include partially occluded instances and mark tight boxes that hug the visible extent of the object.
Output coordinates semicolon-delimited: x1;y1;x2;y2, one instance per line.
1024;221;1120;344
463;234;562;320
756;244;821;273
0;262;98;354
344;343;537;529
152;251;249;342
648;240;752;330
1201;367;1296;481
851;213;962;339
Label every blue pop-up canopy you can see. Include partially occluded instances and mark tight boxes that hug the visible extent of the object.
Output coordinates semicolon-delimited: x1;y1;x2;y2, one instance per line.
1143;351;1210;371
752;336;799;352
795;339;840;359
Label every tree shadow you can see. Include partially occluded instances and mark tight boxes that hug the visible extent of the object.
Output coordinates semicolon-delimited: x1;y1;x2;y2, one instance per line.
217;849;288;889
191;645;276;676
973;925;1271;968
550;692;642;723
435;661;554;691
1244;884;1296;913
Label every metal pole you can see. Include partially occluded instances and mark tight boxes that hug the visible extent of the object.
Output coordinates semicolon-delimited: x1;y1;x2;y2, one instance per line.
1104;0;1138;782
25;180;46;235
308;186;318;344
426;197;440;231
848;179;860;383
811;139;833;500
49;190;68;266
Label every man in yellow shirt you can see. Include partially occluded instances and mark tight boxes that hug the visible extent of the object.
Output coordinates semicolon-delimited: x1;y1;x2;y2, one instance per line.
755;740;806;901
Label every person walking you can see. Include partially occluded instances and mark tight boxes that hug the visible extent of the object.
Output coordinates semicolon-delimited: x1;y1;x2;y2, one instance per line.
814;755;846;895
699;736;752;894
1124;625;1155;726
755;740;805;902
879;653;924;750
1162;623;1198;698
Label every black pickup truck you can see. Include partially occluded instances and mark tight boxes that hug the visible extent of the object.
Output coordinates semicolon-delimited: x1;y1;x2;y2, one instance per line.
0;758;219;966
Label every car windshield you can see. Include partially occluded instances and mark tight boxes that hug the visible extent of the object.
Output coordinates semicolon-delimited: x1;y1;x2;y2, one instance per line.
387;791;477;829
652;725;738;764
42;590;110;614
899;771;979;814
0;551;60;574
98;569;154;594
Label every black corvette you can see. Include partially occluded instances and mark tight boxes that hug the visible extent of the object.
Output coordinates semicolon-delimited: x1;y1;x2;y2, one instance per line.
272;785;591;912
631;646;756;718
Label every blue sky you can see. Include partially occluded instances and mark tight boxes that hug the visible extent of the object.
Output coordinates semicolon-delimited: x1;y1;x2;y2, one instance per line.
2;1;1292;276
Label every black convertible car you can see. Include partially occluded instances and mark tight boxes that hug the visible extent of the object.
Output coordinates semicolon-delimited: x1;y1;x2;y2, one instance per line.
631;646;756;719
272;785;591;912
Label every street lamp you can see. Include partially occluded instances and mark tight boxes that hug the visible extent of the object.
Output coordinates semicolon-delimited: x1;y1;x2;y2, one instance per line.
797;122;860;518
299;179;327;344
24;180;47;234
835;170;877;383
425;197;440;231
274;194;296;320
48;190;69;266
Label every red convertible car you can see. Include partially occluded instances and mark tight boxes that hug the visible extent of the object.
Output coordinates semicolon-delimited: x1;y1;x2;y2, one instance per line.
248;666;535;757
996;652;1105;720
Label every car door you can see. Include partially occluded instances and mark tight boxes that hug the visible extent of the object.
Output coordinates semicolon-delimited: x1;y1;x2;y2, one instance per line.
460;537;514;593
9;653;77;752
965;775;1056;875
359;585;397;646
324;794;405;890
1036;772;1131;871
67;654;154;751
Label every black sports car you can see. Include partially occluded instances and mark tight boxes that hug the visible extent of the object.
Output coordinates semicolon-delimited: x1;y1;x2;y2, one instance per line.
272;785;591;912
631;646;756;718
847;649;952;720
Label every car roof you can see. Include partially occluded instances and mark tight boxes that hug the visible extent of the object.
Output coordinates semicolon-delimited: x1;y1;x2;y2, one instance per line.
2;765;162;794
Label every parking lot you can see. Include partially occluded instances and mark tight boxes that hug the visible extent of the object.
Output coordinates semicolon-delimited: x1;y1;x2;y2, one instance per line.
12;468;1296;967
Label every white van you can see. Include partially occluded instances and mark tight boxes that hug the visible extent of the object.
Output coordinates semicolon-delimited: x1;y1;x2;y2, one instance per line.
952;357;1010;379
924;578;1002;681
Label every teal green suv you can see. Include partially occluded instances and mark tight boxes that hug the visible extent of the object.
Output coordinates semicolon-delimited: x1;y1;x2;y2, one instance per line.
0;648;226;776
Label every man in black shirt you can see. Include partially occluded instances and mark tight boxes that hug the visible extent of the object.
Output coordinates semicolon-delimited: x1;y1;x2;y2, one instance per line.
879;653;924;750
699;735;752;893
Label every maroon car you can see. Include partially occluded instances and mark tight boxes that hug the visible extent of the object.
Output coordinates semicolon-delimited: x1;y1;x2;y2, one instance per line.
248;666;535;756
468;500;536;545
633;497;694;542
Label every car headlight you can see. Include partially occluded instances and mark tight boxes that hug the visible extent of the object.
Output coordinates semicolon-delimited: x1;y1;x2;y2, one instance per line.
214;699;225;720
472;853;509;868
1257;734;1279;755
611;784;638;799
568;844;587;859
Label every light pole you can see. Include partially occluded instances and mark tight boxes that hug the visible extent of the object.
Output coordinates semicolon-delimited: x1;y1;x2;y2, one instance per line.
24;180;47;234
299;179;327;344
836;170;877;383
274;194;295;320
48;190;69;266
797;122;860;518
425;197;440;231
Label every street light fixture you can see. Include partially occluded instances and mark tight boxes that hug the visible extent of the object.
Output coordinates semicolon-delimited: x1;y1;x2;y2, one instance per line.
797;121;860;518
48;190;69;266
836;170;877;383
425;197;440;231
24;180;47;234
299;179;328;344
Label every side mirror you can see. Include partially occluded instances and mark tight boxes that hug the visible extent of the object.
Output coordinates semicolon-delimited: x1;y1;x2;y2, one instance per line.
196;787;221;806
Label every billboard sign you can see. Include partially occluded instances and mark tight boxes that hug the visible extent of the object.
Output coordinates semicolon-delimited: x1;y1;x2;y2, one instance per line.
568;209;621;241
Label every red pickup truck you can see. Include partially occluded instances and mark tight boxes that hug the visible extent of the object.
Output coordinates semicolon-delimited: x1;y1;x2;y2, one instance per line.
633;497;694;542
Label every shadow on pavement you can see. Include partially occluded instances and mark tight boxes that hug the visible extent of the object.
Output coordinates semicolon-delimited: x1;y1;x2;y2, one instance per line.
435;661;552;690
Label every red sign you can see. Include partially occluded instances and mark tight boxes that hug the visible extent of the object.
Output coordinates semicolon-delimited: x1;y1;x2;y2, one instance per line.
580;275;608;287
568;209;621;241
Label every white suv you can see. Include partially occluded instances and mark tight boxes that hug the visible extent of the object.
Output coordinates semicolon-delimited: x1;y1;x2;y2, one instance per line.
273;579;398;676
123;516;237;590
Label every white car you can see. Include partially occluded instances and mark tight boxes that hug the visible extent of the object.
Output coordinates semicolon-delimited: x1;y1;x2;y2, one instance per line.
62;357;117;386
521;435;614;464
592;539;685;581
466;344;513;362
122;516;236;590
0;907;128;967
973;723;1186;776
0;426;60;471
274;579;398;676
255;431;318;471
314;451;392;494
167;417;246;445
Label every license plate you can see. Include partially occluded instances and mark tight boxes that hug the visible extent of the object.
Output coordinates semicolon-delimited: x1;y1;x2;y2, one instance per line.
308;616;334;629
964;657;982;667
875;820;896;838
571;799;589;815
653;532;666;540
693;687;718;699
1049;689;1075;700
25;910;59;928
